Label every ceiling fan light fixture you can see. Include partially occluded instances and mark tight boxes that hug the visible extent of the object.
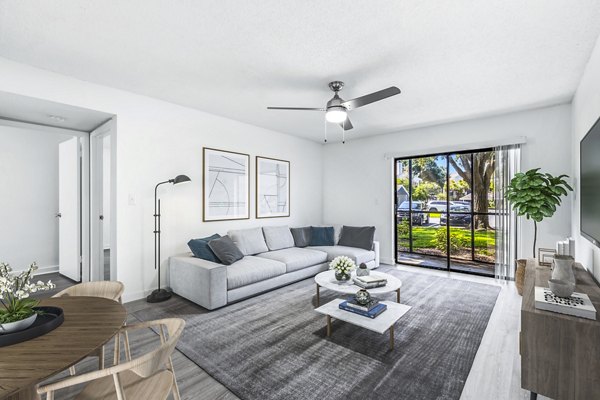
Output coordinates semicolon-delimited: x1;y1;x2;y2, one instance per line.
325;106;347;123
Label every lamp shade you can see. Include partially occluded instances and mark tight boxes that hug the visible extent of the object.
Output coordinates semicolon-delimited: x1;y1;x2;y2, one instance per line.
173;175;191;185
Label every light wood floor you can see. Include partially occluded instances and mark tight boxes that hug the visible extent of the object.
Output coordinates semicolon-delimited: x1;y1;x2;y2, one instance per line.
37;264;548;400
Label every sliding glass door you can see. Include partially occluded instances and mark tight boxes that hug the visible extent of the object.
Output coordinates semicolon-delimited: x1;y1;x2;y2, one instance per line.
395;149;497;276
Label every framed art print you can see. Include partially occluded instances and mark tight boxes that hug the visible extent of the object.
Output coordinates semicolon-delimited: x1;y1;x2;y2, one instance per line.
256;156;290;218
203;147;250;221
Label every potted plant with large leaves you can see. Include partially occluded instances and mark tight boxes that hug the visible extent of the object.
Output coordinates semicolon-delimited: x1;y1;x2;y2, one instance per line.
506;169;572;294
0;262;56;333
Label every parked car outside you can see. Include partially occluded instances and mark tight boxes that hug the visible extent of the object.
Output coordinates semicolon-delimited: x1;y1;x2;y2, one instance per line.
397;201;430;225
427;200;451;212
440;203;472;226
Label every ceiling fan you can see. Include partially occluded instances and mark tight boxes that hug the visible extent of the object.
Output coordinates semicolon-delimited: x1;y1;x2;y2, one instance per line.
267;81;401;141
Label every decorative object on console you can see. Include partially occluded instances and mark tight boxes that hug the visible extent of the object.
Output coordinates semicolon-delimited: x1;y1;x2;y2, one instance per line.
188;234;221;262
506;169;573;257
309;226;335;246
338;226;376;250
208;236;244;265
329;255;356;282
548;279;575;298
357;262;370;277
203;147;250;221
537;248;556;267
354;289;371;305
555;237;575;258
515;259;527;295
551;255;575;285
0;262;55;333
534;286;596;320
256;156;290;218
148;174;191;303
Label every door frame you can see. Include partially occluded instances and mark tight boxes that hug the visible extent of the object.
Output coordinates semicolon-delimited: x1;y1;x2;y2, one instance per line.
0;118;90;281
90;117;117;282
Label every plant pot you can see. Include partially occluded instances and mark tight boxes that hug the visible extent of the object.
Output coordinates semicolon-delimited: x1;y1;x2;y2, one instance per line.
515;259;527;296
0;313;37;334
334;271;351;282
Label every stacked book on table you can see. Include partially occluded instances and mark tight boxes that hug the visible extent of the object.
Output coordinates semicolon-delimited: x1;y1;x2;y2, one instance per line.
339;298;387;319
353;275;387;289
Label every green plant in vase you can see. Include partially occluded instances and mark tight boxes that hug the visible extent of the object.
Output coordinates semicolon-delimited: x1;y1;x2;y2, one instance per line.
505;168;572;257
0;262;56;331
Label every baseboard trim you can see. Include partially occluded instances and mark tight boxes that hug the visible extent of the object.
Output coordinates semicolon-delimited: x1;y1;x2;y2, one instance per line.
122;287;171;304
32;265;59;275
380;257;396;265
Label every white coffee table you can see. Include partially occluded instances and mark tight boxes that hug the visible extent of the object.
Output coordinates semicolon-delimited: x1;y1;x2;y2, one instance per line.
314;270;402;307
315;298;411;350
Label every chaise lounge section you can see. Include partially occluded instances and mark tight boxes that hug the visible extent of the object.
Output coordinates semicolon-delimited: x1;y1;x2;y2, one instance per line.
169;225;379;310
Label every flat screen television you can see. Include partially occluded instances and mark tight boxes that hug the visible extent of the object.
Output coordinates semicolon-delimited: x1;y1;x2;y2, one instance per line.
581;115;600;247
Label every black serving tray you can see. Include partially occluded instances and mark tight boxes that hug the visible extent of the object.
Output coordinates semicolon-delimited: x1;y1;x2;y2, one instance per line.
0;306;64;347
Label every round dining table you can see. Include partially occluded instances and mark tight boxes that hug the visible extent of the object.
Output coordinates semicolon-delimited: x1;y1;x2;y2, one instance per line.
0;296;127;400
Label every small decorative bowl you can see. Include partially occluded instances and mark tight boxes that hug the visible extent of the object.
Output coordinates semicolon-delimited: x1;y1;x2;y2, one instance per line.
548;279;575;298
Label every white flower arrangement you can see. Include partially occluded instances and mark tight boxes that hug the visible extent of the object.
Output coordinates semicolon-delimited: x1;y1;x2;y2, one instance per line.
0;262;56;324
329;255;356;275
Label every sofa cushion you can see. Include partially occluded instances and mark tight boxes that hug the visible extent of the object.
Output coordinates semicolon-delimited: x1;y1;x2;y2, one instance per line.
338;226;376;250
208;236;244;265
262;226;295;251
228;228;269;255
226;256;286;289
290;227;311;247
307;245;376;266
256;247;328;273
309;226;335;246
187;234;221;262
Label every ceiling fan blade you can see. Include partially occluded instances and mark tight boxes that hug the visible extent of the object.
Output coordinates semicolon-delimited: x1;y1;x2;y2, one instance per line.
338;117;354;131
341;86;401;110
267;107;325;111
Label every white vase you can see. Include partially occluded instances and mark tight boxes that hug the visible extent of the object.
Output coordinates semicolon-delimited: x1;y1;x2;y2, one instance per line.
551;256;575;285
0;313;37;334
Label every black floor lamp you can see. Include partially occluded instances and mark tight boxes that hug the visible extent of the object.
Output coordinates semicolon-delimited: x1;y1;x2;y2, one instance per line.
147;174;191;303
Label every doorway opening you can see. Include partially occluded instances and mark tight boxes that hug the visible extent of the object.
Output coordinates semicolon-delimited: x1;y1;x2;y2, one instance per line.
394;149;497;276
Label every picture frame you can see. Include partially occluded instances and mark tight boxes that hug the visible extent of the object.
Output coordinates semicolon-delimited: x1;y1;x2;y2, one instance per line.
256;156;290;218
203;147;250;221
538;248;556;267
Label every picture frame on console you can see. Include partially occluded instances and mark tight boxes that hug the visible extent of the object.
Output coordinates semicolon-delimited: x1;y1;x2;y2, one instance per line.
203;147;250;221
256;156;290;218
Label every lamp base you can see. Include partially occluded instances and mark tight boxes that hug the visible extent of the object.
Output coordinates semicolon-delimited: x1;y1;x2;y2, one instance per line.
146;288;172;303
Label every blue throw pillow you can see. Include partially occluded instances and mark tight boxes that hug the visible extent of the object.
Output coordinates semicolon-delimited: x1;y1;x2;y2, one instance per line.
188;234;221;263
309;226;335;246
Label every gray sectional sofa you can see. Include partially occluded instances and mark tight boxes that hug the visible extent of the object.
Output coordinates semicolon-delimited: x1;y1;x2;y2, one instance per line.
169;225;380;310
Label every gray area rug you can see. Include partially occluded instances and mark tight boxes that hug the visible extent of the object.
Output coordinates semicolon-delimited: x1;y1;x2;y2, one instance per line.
134;268;500;400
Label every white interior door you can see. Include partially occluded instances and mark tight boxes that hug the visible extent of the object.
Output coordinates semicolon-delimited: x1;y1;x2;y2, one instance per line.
59;137;80;281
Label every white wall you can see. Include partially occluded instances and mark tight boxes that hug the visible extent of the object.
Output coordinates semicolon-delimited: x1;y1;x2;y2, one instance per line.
571;34;600;281
0;58;323;301
0;126;67;270
322;104;573;264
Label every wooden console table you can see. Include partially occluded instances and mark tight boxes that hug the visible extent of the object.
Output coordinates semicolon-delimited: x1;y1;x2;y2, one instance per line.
520;259;600;400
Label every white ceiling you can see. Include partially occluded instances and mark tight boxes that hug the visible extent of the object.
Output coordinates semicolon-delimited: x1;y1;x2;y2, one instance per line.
0;91;113;132
1;1;599;142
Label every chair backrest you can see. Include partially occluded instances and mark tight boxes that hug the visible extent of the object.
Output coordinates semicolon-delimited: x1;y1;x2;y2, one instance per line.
53;281;125;302
124;318;186;378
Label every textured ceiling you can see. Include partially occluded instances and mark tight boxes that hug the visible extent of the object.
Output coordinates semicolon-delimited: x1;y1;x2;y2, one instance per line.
1;1;599;142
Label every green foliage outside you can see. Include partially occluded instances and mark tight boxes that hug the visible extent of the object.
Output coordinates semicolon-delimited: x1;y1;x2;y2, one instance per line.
397;225;495;255
412;181;442;201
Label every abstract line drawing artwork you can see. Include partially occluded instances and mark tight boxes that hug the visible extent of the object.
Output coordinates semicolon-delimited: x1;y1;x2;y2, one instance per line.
256;156;290;218
203;148;250;221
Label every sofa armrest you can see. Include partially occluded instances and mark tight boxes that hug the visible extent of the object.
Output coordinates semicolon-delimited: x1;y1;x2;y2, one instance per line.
372;241;380;267
169;253;227;310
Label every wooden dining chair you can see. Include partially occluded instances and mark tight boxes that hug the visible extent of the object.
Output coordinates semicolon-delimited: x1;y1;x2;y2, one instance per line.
53;281;128;373
37;318;185;400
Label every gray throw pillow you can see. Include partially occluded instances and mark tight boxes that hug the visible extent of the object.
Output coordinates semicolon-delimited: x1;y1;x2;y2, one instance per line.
338;226;376;250
291;227;311;247
262;226;295;251
228;227;269;255
208;236;244;265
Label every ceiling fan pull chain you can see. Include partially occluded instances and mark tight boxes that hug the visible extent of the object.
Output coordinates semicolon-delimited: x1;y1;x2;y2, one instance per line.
324;116;328;143
342;122;346;144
